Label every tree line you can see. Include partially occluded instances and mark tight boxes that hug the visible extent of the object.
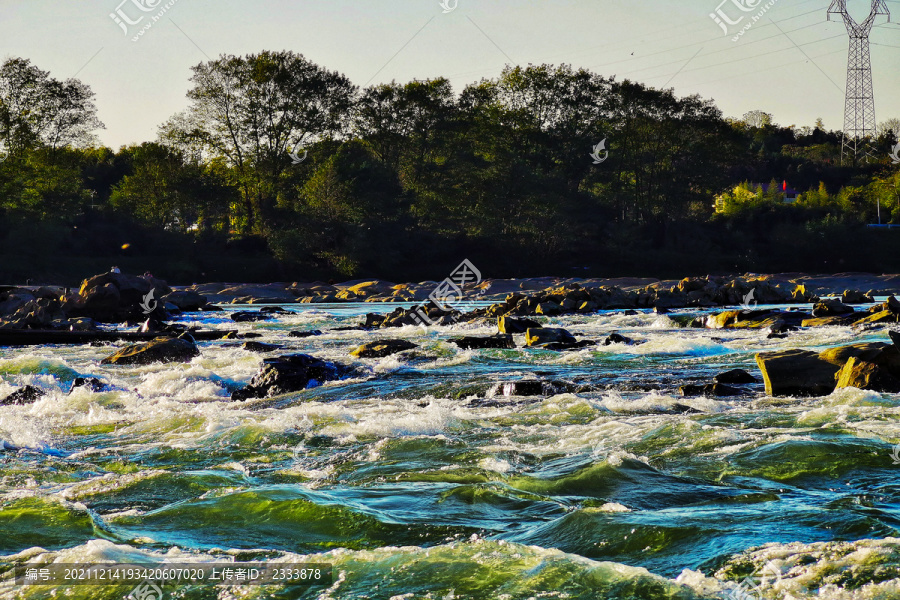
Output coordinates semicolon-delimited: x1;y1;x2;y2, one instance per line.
0;52;898;284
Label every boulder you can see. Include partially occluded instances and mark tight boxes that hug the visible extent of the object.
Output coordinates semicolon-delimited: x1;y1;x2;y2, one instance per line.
161;291;207;311
801;316;856;327
289;330;323;338
0;385;46;406
451;335;515;350
891;330;900;347
603;333;635;346
72;272;171;322
70;377;107;393
525;328;576;347
812;300;854;318
842;289;874;304
755;349;841;397
535;302;563;316
714;369;758;384
818;342;896;367
0;297;67;330
231;311;273;323
101;335;200;366
854;310;900;326
498;316;541;334
835;356;900;393
350;339;418;358
231;354;352;400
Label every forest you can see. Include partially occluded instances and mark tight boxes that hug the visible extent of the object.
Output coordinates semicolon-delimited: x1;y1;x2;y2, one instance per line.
0;52;898;284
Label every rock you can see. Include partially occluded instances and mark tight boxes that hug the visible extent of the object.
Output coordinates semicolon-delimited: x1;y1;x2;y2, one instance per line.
603;333;635;346
259;306;290;314
243;342;281;353
679;383;744;397
498;316;541;334
543;340;596;351
834;356;900;392
801;316;856;327
818;342;895;367
755;349;841;397
891;330;900;347
364;314;386;328
842;289;874;304
71;271;171;323
289;330;323;338
231;311;273;323
451;335;515;350
161;291;208;311
525;328;577;347
101;335;200;366
535;302;562;316
854;310;900;326
0;297;67;330
231;354;352;400
490;380;579;397
70;377;106;393
812;300;854;318
0;385;45;406
887;296;900;314
714;369;758;384
350;339;418;358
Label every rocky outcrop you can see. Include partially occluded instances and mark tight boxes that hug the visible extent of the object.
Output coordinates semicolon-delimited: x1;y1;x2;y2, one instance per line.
812;300;855;318
755;349;841;397
451;335;515;350
64;271;171;323
835;356;900;393
0;298;67;330
101;335;200;366
231;354;353;400
350;339;418;358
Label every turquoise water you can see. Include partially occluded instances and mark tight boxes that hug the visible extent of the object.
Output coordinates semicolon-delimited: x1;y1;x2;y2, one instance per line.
1;303;899;599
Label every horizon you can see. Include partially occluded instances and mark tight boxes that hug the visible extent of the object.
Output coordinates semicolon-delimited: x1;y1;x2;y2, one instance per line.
2;0;899;149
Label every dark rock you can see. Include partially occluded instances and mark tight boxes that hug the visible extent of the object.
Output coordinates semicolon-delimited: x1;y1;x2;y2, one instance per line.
490;380;578;397
1;385;45;406
239;332;263;339
231;311;273;323
671;403;703;413
835;356;900;393
68;271;171;323
842;289;874;304
231;354;352;400
259;306;290;314
526;328;576;347
350;339;418;358
451;335;515;350
604;333;635;346
161;291;208;311
70;377;106;393
714;369;758;384
243;342;281;353
654;307;670;315
497;316;541;334
289;330;323;338
812;300;855;318
364;313;386;328
101;335;200;366
891;330;900;347
679;383;744;397
543;340;596;351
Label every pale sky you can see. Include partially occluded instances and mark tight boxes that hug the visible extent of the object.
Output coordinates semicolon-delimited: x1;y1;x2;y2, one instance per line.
1;0;898;149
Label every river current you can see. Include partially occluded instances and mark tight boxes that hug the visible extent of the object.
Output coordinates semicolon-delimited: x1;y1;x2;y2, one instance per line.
1;302;898;599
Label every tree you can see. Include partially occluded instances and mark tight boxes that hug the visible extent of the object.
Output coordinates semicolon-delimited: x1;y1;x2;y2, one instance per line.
742;110;773;129
0;58;104;156
160;51;357;234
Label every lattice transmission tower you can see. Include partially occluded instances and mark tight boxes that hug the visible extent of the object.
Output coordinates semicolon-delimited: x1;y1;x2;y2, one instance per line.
827;0;891;163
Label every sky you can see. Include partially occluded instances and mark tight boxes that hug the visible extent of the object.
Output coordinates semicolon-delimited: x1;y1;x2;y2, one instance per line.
1;0;898;149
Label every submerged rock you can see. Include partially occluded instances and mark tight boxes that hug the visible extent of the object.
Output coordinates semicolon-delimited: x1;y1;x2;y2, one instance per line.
101;335;200;366
231;354;352;400
243;341;281;353
231;311;273;323
604;333;635;346
0;385;45;406
70;377;107;393
497;316;541;334
714;369;758;384
289;330;323;338
490;380;579;397
350;339;418;358
451;335;515;350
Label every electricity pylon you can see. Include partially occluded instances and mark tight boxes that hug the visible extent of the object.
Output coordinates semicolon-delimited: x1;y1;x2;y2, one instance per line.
827;0;890;164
